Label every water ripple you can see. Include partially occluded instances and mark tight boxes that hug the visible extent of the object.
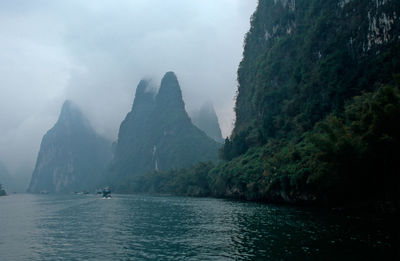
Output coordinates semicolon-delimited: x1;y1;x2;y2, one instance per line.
0;194;396;260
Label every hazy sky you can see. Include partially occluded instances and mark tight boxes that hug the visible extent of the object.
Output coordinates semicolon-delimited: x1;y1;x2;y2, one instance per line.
0;0;257;175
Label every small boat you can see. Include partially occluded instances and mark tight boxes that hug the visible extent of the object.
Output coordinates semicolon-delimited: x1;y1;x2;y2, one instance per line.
102;186;111;199
75;190;89;195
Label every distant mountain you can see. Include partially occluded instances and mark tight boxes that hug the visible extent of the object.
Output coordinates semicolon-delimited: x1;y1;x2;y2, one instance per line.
0;162;11;195
109;72;220;191
28;101;112;193
191;102;224;143
134;0;400;208
0;162;32;193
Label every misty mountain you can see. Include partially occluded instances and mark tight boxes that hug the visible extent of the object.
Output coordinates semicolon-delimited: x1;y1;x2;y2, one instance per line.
28;101;112;193
0;161;13;193
135;0;400;208
0;162;32;193
191;102;224;143
109;72;220;192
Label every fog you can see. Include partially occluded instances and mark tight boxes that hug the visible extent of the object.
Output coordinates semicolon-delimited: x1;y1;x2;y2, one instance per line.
0;0;257;176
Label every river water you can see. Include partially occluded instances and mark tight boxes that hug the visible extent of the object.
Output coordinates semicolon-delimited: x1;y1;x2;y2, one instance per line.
0;194;396;260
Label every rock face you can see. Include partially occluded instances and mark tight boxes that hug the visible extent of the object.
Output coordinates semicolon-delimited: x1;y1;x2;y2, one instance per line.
191;102;224;143
28;101;111;193
215;0;400;204
231;0;400;150
109;72;220;191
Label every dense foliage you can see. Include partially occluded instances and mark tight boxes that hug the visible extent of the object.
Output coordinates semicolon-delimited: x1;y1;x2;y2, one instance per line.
137;84;400;207
215;83;400;204
134;162;215;197
225;0;400;158
135;0;400;209
217;0;400;207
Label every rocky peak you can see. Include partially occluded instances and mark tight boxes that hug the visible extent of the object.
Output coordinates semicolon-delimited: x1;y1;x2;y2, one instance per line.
28;100;111;193
156;72;186;113
191;102;224;143
109;72;220;192
131;80;155;113
55;100;91;132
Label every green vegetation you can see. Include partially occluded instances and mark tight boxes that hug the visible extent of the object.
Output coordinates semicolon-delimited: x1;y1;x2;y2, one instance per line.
213;83;400;205
134;0;400;209
230;0;400;157
136;84;400;207
134;162;215;197
216;0;399;207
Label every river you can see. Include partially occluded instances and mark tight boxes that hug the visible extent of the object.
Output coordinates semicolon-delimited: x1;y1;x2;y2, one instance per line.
0;194;396;260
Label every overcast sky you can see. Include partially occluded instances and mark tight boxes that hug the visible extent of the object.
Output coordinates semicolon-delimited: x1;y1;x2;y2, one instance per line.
0;0;257;175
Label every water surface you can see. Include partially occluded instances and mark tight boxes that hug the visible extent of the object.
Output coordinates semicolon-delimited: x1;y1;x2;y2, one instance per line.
0;194;396;260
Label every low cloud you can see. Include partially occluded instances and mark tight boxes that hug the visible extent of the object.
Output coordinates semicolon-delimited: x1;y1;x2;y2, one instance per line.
0;0;257;175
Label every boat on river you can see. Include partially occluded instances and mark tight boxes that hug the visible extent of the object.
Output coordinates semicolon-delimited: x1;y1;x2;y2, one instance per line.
102;186;111;199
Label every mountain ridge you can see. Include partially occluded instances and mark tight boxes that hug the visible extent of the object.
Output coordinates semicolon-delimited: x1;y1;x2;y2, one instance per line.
109;72;220;192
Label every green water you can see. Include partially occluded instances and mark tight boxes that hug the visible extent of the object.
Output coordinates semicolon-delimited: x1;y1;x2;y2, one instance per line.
0;194;396;260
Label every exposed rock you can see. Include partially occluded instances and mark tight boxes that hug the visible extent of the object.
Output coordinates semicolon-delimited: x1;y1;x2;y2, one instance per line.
109;72;220;192
28;101;112;193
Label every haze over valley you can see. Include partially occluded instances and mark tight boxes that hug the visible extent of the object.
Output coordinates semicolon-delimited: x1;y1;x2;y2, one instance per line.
1;1;399;259
0;0;257;189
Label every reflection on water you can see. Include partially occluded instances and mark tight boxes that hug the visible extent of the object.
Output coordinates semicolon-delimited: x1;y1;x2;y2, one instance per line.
0;194;396;260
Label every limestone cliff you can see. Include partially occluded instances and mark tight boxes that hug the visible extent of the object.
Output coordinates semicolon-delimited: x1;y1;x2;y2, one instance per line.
109;72;220;192
28;101;111;193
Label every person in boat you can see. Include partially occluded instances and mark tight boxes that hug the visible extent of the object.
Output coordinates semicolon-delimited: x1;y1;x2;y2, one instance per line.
102;186;111;198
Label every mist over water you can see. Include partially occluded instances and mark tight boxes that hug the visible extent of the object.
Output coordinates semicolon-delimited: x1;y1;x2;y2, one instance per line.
0;0;257;177
0;194;395;260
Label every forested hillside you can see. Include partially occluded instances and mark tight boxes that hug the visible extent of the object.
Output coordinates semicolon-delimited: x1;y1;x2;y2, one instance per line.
214;0;400;205
137;0;400;209
225;0;399;159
